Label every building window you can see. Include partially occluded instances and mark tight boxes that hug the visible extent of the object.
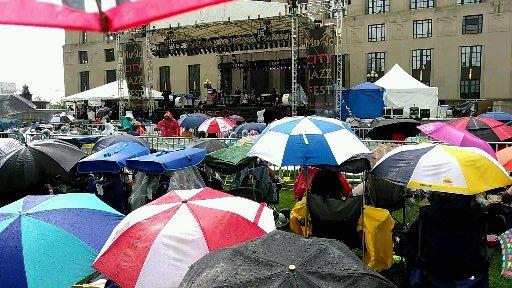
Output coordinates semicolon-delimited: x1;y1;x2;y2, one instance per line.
413;19;433;38
106;69;116;84
460;45;482;99
368;0;389;14
105;49;115;62
159;66;171;92
188;64;200;96
79;71;89;92
411;0;435;9
457;0;482;5
79;31;87;44
412;49;432;86
368;24;386;42
78;51;88;64
462;15;483;34
367;52;385;82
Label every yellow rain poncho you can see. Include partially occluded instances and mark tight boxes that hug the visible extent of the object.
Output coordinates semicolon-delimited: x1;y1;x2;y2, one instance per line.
358;206;395;272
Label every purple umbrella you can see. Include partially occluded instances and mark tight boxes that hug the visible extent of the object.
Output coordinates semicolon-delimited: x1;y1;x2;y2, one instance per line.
418;122;496;158
229;115;244;123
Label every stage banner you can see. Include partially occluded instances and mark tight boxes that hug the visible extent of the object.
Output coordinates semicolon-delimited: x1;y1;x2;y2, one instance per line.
306;26;334;110
124;41;145;100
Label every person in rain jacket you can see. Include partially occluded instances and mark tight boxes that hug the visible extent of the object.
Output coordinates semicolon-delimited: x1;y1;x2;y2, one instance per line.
156;111;180;137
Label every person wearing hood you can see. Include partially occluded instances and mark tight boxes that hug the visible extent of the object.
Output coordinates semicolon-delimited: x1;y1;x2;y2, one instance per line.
156;111;180;137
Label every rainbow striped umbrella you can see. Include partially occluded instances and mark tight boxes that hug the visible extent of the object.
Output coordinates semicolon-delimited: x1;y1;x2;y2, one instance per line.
0;194;124;287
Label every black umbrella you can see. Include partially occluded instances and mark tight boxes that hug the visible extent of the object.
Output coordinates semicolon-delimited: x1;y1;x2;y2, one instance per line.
180;230;396;288
92;134;150;153
189;139;228;153
365;119;420;140
0;139;84;205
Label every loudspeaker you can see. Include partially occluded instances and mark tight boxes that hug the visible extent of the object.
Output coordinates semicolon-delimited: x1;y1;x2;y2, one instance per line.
410;107;419;118
420;109;431;119
393;108;404;118
384;107;393;118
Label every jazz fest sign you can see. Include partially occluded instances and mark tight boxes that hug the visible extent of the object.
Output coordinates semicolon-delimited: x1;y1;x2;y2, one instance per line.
306;26;334;110
124;41;145;101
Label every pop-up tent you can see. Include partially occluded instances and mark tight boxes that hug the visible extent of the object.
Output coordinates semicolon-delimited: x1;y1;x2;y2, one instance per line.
340;82;384;120
375;64;438;117
63;80;163;102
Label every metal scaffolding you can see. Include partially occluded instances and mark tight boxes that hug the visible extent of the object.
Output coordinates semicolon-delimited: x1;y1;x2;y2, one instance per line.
333;0;350;117
291;11;299;117
145;27;155;117
115;32;125;117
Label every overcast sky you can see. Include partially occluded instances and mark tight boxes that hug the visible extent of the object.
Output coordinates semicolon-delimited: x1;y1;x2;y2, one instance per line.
0;25;64;103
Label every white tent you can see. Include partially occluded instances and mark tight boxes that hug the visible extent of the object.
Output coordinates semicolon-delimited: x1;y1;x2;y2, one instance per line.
63;80;163;102
375;64;439;117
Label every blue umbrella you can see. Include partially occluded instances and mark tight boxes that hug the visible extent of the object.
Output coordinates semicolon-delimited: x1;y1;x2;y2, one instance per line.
77;142;150;173
179;113;210;129
248;116;370;167
92;134;150;153
480;112;512;124
0;194;124;288
126;147;207;174
234;122;267;137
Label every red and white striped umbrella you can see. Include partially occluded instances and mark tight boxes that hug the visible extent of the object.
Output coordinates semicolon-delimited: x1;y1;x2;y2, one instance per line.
92;188;275;288
198;117;235;134
0;0;228;32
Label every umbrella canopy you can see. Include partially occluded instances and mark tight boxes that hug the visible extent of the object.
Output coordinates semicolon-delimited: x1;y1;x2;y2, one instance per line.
248;116;370;167
96;107;111;118
448;116;512;142
189;138;228;153
198;117;235;134
205;144;257;174
92;134;150;153
233;122;267;137
0;140;84;197
0;0;228;32
0;194;124;288
178;113;210;129
496;146;512;172
54;135;102;148
480;111;512;124
126;147;207;174
229;115;244;122
365;118;421;140
0;138;21;157
93;187;275;288
371;144;512;195
77;142;150;174
418;122;496;158
49;112;75;124
180;230;396;288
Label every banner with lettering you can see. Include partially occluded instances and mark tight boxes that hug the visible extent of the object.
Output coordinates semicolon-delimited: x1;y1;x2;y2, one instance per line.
306;26;334;110
124;42;145;100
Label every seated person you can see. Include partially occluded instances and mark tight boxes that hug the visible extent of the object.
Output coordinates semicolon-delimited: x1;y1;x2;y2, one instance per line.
405;193;489;287
293;166;351;200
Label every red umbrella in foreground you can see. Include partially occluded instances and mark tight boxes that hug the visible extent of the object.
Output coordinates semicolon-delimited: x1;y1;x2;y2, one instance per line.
198;117;235;134
93;187;275;288
0;0;229;32
448;116;512;142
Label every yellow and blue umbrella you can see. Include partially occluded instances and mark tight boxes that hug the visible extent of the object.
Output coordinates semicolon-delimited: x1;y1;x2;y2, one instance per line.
0;194;124;287
371;144;512;195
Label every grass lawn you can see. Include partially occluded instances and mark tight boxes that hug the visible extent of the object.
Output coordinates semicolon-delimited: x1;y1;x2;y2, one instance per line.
277;188;512;287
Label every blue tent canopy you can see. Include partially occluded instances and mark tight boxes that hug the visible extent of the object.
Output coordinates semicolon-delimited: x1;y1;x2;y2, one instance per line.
126;147;207;174
76;142;150;174
340;82;385;120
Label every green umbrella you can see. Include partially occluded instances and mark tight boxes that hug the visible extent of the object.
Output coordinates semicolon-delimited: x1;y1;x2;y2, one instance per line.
204;144;257;175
